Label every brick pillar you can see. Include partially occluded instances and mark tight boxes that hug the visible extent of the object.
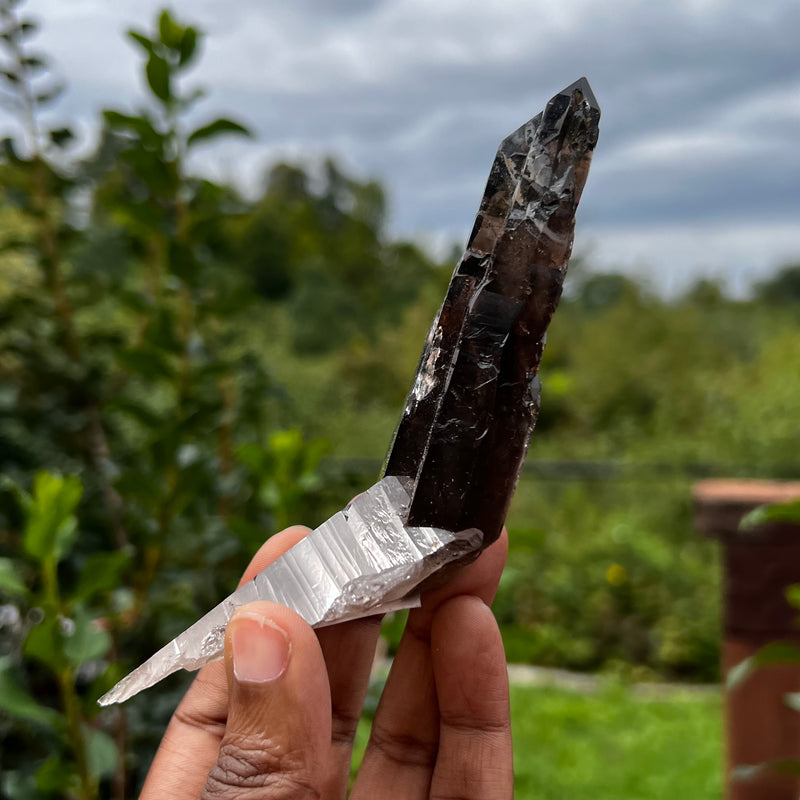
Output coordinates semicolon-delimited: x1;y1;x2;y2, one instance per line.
694;479;800;800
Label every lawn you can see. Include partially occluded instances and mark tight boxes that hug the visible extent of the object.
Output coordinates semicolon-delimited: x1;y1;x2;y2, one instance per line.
511;683;722;799
354;680;722;799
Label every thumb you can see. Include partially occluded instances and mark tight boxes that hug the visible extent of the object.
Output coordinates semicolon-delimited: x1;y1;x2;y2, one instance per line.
201;602;332;799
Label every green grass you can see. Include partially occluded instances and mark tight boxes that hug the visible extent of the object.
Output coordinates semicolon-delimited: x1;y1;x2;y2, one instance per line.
353;682;722;799
511;683;721;799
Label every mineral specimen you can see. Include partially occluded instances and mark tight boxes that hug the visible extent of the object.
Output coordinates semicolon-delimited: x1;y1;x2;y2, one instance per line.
98;78;600;706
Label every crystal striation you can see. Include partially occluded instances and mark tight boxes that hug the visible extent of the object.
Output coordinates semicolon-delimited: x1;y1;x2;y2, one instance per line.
98;477;481;705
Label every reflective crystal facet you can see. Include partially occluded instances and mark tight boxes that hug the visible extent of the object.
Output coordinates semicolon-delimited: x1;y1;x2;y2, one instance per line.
98;477;481;706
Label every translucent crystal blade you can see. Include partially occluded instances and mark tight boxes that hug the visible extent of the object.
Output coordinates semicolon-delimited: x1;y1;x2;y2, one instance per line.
98;477;482;706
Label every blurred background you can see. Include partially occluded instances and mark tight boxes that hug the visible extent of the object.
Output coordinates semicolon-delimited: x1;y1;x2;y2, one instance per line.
0;1;798;798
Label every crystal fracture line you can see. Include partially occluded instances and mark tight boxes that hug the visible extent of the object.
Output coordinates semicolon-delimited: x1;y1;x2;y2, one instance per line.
98;477;481;705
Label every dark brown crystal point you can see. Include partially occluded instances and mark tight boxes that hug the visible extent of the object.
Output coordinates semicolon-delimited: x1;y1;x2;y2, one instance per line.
383;77;600;547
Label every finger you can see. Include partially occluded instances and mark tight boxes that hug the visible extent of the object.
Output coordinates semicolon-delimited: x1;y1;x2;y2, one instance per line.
352;530;509;800
350;610;439;800
315;615;384;798
430;596;513;800
140;525;311;800
408;528;509;637
201;601;331;799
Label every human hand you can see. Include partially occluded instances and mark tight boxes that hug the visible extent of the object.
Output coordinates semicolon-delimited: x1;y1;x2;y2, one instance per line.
140;523;512;799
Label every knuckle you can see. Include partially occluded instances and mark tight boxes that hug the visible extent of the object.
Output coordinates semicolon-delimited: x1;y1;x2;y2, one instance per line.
201;738;320;799
329;705;361;749
367;722;436;770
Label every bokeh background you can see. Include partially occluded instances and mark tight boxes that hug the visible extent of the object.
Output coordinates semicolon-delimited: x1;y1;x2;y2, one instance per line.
0;1;798;798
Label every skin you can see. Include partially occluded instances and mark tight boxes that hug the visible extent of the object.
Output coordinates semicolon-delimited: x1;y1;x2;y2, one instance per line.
140;524;513;800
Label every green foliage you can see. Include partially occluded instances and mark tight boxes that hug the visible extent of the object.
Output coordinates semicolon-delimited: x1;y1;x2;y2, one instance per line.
756;262;800;306
741;498;800;529
0;4;369;796
21;472;83;563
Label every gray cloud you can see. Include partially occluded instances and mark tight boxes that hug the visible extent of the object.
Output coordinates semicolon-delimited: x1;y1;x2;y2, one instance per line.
3;0;799;291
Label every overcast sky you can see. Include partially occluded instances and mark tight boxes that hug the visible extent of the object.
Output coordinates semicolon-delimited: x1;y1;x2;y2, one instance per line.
4;0;800;295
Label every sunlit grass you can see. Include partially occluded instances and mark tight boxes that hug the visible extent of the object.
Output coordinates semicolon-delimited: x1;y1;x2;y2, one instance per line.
353;682;722;799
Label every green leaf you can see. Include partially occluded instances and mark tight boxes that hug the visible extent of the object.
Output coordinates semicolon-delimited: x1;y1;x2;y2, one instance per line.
786;584;800;611
86;728;118;781
179;27;198;66
0;659;62;727
23;616;63;672
22;472;83;564
0;136;23;164
0;21;38;42
35;757;81;796
158;10;182;48
117;346;176;380
63;608;111;667
0;474;32;512
734;759;800;781
22;56;46;72
145;53;171;103
102;110;162;150
741;499;800;530
35;83;64;106
187;117;251;148
127;29;153;53
785;692;800;712
727;641;800;690
0;557;27;599
74;552;129;602
48;127;74;148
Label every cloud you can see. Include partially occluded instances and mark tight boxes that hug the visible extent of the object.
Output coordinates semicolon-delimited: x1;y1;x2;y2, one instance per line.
4;0;799;291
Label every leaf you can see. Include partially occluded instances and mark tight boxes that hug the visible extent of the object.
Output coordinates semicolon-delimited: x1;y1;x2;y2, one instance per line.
35;83;64;106
741;499;800;530
785;692;800;712
85;728;117;781
1;136;22;164
22;56;46;72
127;29;153;53
0;21;38;42
0;557;27;599
0;659;62;727
23;616;63;672
145;53;171;103
786;584;800;611
0;69;20;84
187;117;250;148
48;127;74;148
179;27;198;66
22;472;83;564
117;346;175;380
158;10;182;49
0;474;32;513
727;641;800;690
73;552;129;602
63;608;111;667
734;759;800;781
102;110;161;150
35;757;81;796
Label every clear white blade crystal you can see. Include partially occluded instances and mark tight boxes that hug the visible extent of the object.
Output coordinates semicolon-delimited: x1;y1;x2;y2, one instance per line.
98;476;482;706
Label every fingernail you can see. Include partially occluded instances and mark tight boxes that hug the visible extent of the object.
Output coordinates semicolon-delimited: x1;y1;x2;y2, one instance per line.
231;612;290;684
